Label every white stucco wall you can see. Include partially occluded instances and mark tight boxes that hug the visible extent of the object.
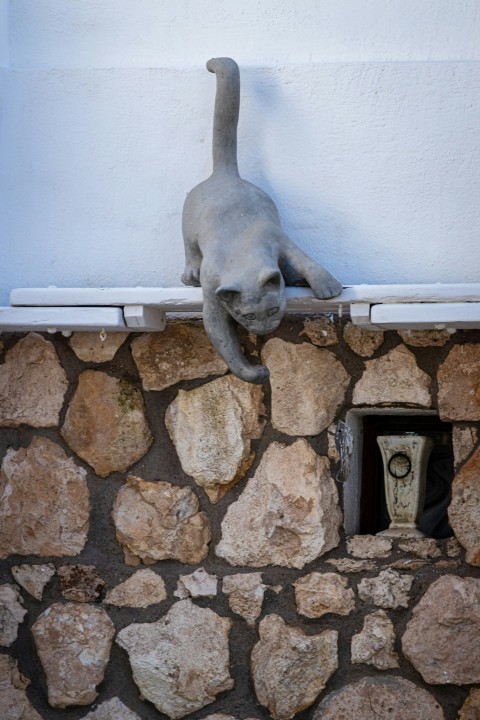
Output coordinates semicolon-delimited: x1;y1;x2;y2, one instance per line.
1;1;479;303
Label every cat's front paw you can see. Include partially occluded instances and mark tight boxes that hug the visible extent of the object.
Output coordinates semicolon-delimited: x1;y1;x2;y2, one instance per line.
238;364;270;385
181;267;201;287
312;274;343;300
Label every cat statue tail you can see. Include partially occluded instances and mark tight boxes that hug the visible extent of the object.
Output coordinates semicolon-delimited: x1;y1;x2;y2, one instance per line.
207;57;240;176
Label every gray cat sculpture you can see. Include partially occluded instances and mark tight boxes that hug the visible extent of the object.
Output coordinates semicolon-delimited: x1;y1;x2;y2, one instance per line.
182;57;342;384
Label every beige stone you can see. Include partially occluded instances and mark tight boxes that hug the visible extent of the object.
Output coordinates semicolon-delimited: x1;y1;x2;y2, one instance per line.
438;345;480;420
222;573;267;626
353;344;431;406
343;322;384;357
61;371;152;477
0;333;68;428
327;424;340;462
358;569;413;609
32;603;115;708
449;447;480;565
459;689;480;720
58;565;105;603
398;538;441;558
446;537;462;557
11;564;55;601
105;569;167;608
347;534;392;558
116;599;233;719
453;425;479;468
70;331;129;362
261;339;349;436
175;568;217;599
314;677;445;720
351;610;399;669
216;440;341;569
113;475;210;564
402;575;480;684
0;655;42;720
300;316;338;347
166;375;265;502
326;558;376;573
398;329;451;347
388;558;428;571
435;559;461;569
251;614;338;720
0;585;26;646
0;437;89;559
294;572;355;618
80;698;142;720
131;324;227;391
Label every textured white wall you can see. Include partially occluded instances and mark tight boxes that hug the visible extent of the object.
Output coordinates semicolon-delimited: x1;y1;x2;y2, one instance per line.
1;1;479;303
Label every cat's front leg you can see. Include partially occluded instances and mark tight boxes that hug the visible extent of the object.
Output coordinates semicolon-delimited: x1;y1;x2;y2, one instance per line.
181;236;203;287
203;295;269;384
280;241;342;299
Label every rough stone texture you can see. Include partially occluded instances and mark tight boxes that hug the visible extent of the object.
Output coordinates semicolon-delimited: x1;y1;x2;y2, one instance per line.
251;614;338;720
174;568;217;599
0;655;42;720
105;569;167;608
449;447;480;565
314;677;445;720
326;558;376;573
453;425;479;468
388;558;428;571
113;475;210;564
166;375;265;502
343;322;384;357
61;370;152;477
351;610;399;669
447;537;462;557
216;440;341;568
116;599;233;719
0;437;89;559
32;603;115;708
261;339;349;436
438;344;480;420
70;331;129;362
294;572;355;618
459;689;480;720
358;569;413;609
0;333;68;428
0;585;27;646
353;344;431;406
347;535;392;558
402;575;480;684
11;564;55;601
131;324;228;391
80;698;142;720
398;538;441;558
300;316;338;347
398;328;451;347
222;573;267;626
58;565;105;603
327;423;340;462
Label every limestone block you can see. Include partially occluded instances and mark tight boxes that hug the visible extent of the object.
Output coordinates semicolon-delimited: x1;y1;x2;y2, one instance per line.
449;447;480;565
398;538;441;558
174;568;217;599
251;614;338;720
314;677;445;720
358;569;413;609
459;689;480;720
447;537;462;557
131;324;227;391
58;565;105;603
0;655;42;720
61;371;152;477
438;345;480;420
116;599;233;719
347;535;392;558
453;425;479;468
32;603;115;708
70;331;129;362
216;440;342;568
351;610;399;669
112;475;210;564
300;316;338;347
294;572;355;618
398;329;450;347
327;424;340;462
343;322;384;357
402;575;480;684
0;585;26;646
388;559;427;571
222;573;267;626
80;698;142;720
262;340;349;436
105;569;166;608
326;558;376;573
353;344;431;406
166;374;265;502
11;564;55;601
0;437;89;559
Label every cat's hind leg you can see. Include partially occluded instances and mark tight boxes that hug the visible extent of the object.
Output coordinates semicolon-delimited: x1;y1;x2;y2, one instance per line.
280;240;342;299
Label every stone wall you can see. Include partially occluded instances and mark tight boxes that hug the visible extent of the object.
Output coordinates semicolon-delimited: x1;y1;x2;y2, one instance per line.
0;320;479;720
